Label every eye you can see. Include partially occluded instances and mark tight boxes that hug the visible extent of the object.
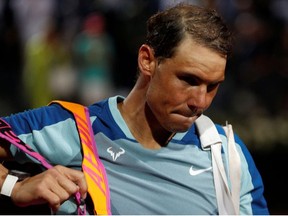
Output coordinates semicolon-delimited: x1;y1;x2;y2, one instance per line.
207;82;220;92
179;75;199;86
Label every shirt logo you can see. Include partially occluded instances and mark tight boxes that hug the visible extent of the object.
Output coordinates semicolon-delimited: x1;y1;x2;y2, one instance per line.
107;147;125;161
189;165;212;176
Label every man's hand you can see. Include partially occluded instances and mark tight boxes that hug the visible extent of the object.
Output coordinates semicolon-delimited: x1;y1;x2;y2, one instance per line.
10;165;87;212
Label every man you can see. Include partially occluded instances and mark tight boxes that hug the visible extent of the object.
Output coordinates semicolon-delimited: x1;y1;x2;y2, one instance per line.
0;3;269;215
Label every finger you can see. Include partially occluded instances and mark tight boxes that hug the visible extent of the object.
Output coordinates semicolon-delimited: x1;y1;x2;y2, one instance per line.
55;166;88;198
55;174;80;196
12;177;64;208
41;189;62;212
72;174;87;199
33;176;70;206
35;169;74;204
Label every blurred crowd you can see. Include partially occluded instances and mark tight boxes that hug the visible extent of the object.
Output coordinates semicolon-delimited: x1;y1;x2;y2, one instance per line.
0;0;287;149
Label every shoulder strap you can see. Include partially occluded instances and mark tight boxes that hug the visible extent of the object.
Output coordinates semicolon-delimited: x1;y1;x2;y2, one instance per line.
195;115;241;215
223;122;241;214
49;100;111;215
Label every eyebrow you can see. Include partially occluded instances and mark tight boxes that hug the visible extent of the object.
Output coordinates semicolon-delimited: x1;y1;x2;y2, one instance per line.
178;71;225;85
209;79;225;85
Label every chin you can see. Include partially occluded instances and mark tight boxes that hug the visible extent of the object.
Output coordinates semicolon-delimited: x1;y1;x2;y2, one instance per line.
166;122;193;133
162;114;199;133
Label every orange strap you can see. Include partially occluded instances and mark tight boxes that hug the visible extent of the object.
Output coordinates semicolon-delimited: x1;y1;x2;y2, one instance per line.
50;100;111;215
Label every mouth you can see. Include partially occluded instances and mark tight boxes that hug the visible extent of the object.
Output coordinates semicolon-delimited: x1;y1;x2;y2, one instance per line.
168;111;202;132
171;111;201;125
180;109;203;118
169;107;204;126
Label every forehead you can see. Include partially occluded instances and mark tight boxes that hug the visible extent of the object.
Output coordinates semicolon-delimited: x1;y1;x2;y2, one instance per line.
167;37;227;78
174;36;226;61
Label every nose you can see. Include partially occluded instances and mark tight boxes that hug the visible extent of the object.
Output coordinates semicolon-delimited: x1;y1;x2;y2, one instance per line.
187;85;207;110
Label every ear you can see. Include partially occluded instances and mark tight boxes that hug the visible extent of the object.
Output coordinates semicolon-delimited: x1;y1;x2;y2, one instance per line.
138;44;156;76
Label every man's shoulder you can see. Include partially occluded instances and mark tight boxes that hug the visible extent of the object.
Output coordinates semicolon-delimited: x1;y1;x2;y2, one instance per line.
87;96;125;119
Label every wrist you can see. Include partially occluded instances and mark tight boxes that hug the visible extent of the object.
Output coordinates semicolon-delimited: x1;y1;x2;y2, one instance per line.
0;170;30;197
0;164;9;189
1;174;18;196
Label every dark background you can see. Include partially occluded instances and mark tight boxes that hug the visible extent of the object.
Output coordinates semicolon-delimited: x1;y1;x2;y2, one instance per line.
0;0;287;214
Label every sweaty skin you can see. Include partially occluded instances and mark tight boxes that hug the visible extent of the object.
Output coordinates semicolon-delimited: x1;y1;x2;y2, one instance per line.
118;36;226;149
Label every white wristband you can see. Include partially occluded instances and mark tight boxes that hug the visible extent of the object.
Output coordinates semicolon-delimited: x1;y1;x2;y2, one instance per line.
1;174;19;197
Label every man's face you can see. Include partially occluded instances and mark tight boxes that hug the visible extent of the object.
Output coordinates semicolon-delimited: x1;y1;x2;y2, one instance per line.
146;37;227;132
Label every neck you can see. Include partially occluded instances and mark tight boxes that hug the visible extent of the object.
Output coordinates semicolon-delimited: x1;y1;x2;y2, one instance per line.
118;82;174;149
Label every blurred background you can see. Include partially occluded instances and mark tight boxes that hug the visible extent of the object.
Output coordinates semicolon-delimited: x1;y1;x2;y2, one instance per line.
0;0;287;214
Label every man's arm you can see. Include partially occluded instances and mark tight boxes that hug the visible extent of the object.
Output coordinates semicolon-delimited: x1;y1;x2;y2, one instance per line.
0;139;12;159
0;139;88;212
0;163;9;189
0;164;87;212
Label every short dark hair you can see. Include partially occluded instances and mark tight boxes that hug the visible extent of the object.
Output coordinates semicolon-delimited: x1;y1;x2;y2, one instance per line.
145;3;233;60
